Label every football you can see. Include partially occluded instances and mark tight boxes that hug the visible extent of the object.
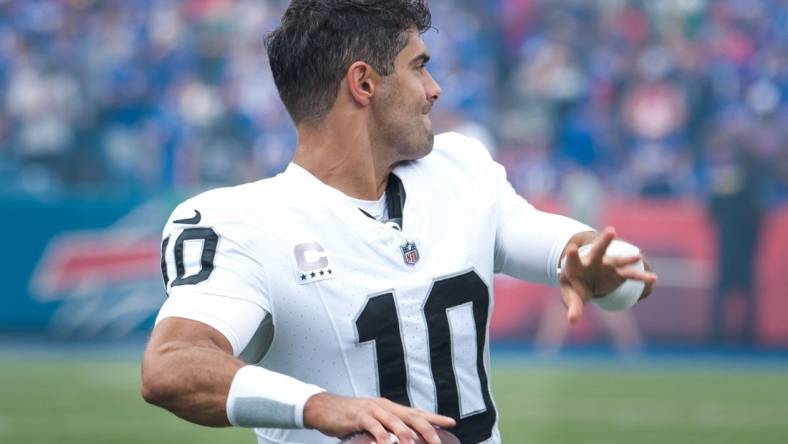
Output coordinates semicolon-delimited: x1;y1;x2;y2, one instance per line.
339;428;460;444
581;239;645;311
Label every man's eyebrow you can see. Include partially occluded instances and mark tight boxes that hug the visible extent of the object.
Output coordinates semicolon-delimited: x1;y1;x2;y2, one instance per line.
411;53;431;66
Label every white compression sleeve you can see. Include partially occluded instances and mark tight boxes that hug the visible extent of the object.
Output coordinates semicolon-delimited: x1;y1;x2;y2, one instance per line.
226;365;326;429
495;201;593;285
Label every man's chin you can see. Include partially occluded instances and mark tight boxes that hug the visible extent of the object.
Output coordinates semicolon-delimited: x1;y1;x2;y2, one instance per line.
412;133;435;160
399;135;434;162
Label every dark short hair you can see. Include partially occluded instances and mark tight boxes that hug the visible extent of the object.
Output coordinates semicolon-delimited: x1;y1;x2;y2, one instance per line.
265;0;432;124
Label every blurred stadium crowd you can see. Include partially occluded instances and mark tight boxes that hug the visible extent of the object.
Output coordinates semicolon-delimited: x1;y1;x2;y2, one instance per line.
0;0;785;205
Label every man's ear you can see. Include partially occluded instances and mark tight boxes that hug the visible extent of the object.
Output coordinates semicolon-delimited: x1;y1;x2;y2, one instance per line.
346;61;377;107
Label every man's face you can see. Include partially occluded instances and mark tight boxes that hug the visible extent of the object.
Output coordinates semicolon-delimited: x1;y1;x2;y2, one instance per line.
371;29;442;162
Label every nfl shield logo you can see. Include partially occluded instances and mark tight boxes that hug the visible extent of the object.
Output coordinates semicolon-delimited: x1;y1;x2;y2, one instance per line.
400;241;420;265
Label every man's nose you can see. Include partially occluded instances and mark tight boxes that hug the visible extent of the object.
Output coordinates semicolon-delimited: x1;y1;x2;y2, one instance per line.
426;71;442;103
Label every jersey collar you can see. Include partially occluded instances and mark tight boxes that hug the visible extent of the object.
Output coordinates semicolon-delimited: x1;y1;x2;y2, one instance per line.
282;163;392;233
281;162;427;243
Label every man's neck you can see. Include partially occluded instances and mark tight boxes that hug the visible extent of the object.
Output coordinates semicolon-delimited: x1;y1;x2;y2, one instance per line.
292;115;394;201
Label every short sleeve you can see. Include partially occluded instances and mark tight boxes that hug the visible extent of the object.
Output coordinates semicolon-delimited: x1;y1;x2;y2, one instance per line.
155;291;268;357
159;198;271;313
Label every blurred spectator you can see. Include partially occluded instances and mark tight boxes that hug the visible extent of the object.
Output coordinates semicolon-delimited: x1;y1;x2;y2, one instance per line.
498;0;787;203
0;0;785;204
708;139;765;345
0;0;498;196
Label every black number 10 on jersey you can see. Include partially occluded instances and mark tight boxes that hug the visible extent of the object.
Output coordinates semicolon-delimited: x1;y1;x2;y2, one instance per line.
355;271;497;443
160;229;497;441
161;228;219;288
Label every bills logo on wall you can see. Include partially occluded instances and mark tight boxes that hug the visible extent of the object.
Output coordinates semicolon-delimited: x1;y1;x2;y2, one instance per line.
28;200;172;338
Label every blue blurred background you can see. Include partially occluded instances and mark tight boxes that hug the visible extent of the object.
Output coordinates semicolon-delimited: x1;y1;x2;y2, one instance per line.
2;0;787;198
2;0;786;349
2;1;788;443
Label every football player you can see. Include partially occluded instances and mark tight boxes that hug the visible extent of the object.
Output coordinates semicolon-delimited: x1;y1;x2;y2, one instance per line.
141;1;657;444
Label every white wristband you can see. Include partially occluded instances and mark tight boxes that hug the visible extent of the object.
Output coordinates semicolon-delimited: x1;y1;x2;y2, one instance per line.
226;365;326;429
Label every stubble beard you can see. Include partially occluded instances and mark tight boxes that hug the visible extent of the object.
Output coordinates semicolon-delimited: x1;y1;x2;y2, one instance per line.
373;95;434;163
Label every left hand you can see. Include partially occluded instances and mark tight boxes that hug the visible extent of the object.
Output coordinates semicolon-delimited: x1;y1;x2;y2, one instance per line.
559;227;658;324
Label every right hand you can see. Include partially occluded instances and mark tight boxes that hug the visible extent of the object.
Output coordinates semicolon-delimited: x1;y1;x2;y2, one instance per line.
302;392;456;444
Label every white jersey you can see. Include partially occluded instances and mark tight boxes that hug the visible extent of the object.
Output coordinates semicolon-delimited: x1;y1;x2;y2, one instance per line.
156;132;591;444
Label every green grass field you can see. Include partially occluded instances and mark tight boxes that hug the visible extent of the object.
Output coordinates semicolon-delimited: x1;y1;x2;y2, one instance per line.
1;357;787;444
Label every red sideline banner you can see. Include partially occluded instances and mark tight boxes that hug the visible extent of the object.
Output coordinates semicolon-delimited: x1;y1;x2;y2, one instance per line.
14;196;787;345
491;199;788;346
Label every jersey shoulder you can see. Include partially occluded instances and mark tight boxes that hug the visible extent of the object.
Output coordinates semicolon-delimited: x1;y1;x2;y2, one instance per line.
410;131;498;188
422;131;496;177
164;175;287;231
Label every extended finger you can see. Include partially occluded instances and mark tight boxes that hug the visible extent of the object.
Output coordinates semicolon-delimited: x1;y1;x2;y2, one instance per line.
402;413;442;444
617;269;658;283
389;403;454;444
586;227;616;263
361;414;394;444
560;283;584;324
603;254;641;268
563;243;584;272
373;408;415;444
416;410;456;429
383;400;455;429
